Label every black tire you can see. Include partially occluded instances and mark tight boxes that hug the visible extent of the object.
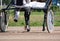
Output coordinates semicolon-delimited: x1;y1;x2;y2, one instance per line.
46;10;54;33
0;11;9;32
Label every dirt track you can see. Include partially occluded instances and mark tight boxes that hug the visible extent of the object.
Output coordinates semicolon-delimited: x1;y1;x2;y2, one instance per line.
0;26;60;41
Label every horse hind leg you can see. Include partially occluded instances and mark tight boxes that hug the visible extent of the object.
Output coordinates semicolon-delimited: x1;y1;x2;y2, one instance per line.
42;11;47;31
42;17;46;31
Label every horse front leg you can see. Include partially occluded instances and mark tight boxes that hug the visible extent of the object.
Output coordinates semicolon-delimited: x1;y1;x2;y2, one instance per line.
24;8;31;32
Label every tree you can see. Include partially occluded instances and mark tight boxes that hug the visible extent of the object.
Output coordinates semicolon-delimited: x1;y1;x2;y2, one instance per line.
3;0;11;5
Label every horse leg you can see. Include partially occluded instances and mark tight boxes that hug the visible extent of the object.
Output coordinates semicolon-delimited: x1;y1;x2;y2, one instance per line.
24;7;31;32
42;10;47;31
42;13;47;31
14;9;20;22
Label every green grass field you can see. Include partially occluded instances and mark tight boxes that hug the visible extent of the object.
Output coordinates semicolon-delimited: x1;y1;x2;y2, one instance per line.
8;9;60;26
0;5;60;26
8;11;44;26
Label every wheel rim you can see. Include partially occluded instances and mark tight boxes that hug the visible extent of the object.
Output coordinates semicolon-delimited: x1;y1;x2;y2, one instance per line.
47;10;54;33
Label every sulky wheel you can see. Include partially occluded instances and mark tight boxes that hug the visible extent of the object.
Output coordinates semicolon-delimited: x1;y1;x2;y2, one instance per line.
46;10;54;33
0;11;9;32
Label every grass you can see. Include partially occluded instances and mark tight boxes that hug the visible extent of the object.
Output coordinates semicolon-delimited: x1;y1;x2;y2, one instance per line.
54;15;60;26
0;5;60;26
8;10;60;26
1;6;59;26
8;11;44;26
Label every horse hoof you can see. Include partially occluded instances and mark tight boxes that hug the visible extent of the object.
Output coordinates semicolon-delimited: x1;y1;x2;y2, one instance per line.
42;29;45;31
14;19;18;22
27;29;30;32
24;25;30;32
